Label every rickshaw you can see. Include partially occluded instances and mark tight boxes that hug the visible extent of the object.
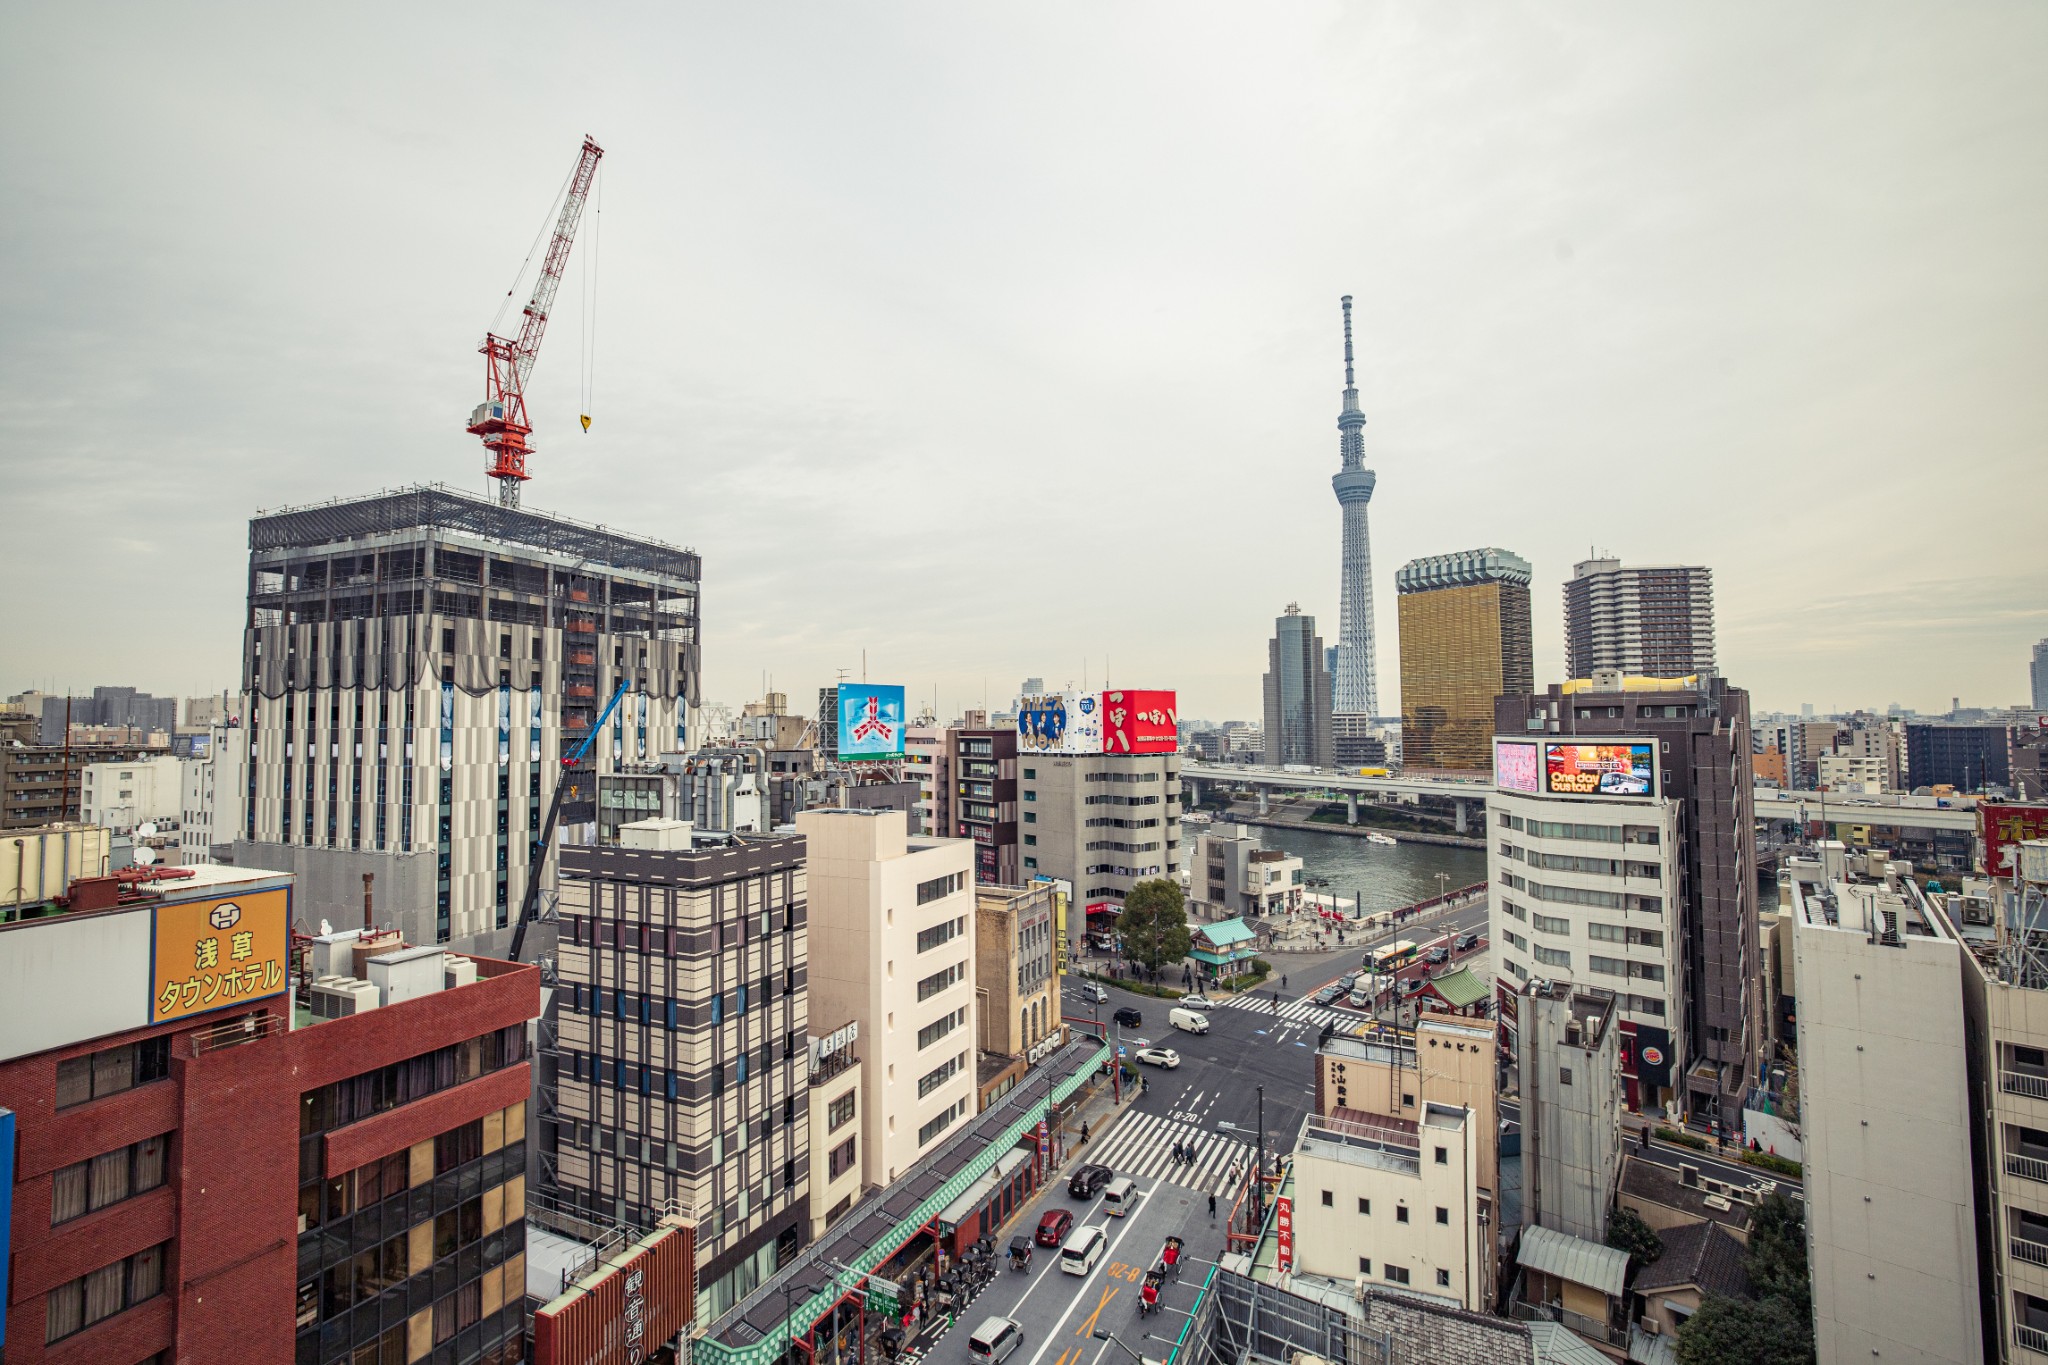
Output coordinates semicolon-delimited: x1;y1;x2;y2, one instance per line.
1161;1236;1184;1281
1008;1235;1034;1272
1138;1268;1163;1317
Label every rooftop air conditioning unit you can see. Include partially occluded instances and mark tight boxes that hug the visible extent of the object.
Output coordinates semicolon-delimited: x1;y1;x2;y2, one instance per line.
444;955;478;989
1704;1194;1733;1211
311;977;381;1018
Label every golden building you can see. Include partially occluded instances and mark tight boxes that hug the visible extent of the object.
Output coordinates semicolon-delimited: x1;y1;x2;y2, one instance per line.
1396;548;1533;773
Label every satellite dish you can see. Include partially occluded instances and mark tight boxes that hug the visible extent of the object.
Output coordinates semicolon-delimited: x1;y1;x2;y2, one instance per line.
137;822;158;839
132;845;157;866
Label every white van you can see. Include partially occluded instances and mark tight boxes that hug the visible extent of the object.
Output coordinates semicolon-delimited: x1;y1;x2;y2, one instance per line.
968;1317;1024;1363
1060;1225;1106;1276
1101;1176;1138;1216
1169;1007;1210;1035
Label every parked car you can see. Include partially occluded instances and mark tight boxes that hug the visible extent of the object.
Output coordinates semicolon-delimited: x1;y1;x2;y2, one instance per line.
1453;932;1479;953
1425;946;1450;965
1177;994;1215;1011
1036;1209;1075;1246
1113;1007;1143;1028
1134;1047;1181;1069
1068;1164;1115;1199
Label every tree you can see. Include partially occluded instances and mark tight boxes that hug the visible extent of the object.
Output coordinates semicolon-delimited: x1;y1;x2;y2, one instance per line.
1675;1294;1813;1365
1604;1207;1663;1275
1118;879;1192;974
1744;1192;1811;1317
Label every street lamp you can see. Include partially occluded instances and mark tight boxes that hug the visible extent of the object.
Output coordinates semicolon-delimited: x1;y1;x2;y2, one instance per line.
1254;1084;1265;1219
1093;1330;1149;1365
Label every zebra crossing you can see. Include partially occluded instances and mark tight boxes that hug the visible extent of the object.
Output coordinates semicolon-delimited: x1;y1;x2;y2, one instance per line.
1087;1108;1253;1195
1220;994;1353;1030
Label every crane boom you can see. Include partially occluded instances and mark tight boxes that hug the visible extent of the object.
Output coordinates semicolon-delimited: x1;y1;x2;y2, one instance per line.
467;135;605;509
506;678;631;964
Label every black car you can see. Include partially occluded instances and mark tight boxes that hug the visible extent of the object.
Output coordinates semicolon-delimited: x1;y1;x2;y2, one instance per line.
1453;932;1479;953
1069;1164;1114;1199
1113;1007;1143;1028
1425;946;1450;965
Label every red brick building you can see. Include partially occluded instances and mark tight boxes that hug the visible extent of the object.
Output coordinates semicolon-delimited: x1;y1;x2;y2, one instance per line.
0;864;540;1365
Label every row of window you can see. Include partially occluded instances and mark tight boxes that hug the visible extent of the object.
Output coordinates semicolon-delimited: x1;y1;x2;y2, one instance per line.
565;909;796;951
916;916;967;954
51;1134;168;1225
565;973;795;1027
567;1042;795;1096
46;1241;167;1344
919;1098;968;1147
918;1052;967;1099
55;1037;171;1110
916;872;967;905
918;1008;967;1051
1589;955;1665;982
300;1027;527;1136
916;961;965;1002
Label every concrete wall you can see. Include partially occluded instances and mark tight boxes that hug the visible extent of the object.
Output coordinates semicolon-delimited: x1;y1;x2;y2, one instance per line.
1518;989;1622;1244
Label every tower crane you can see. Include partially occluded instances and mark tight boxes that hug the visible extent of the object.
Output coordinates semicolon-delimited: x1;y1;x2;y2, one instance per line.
467;135;605;508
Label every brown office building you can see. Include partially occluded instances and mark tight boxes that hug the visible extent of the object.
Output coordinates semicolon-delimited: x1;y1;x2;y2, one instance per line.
936;725;1020;885
1396;549;1533;773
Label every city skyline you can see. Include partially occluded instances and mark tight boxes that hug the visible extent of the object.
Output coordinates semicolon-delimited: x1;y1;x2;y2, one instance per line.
2;6;2043;724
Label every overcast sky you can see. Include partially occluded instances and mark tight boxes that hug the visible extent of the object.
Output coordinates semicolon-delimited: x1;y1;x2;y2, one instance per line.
3;3;2042;724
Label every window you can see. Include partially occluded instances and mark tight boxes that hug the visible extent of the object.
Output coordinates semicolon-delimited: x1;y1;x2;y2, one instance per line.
1435;1206;1449;1224
1023;768;1036;779
1434;1146;1448;1164
1532;913;1571;935
916;872;966;905
1024;812;1036;824
916;917;966;953
1590;954;1627;977
1382;1264;1410;1285
918;1054;964;1098
918;1008;967;1050
918;1098;966;1146
916;962;964;1001
828;1092;857;1132
1357;1197;1371;1215
1534;945;1571;969
45;1242;167;1343
1359;1257;1372;1274
1024;791;1036;802
1321;1189;1333;1207
1396;1205;1409;1223
50;1134;169;1224
1587;921;1625;943
1560;1067;1574;1086
828;1137;858;1179
1024;857;1037;870
1024;834;1037;846
1436;1268;1451;1287
1629;994;1667;1017
55;1038;170;1109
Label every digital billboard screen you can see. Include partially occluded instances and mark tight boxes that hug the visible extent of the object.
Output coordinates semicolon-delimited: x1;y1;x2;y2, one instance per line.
1103;690;1177;754
837;685;906;762
1544;742;1655;798
1017;690;1103;756
1493;741;1540;794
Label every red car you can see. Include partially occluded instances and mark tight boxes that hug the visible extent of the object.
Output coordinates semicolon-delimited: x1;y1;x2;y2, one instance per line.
1036;1209;1074;1247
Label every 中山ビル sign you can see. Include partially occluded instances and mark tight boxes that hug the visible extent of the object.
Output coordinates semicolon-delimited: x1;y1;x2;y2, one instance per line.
151;887;289;1024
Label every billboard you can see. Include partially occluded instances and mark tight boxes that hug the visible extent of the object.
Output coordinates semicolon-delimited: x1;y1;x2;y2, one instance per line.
837;685;906;762
1017;690;1103;756
1103;690;1178;754
1982;802;2048;877
1494;740;1540;794
151;886;290;1024
1544;742;1655;798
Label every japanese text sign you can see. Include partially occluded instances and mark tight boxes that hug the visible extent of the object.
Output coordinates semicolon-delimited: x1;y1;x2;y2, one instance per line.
1275;1194;1294;1273
151;887;289;1023
1103;690;1178;754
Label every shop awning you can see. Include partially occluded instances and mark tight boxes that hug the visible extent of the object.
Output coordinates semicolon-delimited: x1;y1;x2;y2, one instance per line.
937;1146;1034;1228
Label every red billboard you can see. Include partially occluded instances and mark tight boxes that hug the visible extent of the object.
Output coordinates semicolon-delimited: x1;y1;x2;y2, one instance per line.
1103;690;1177;755
1982;802;2048;878
532;1216;695;1365
1275;1194;1294;1273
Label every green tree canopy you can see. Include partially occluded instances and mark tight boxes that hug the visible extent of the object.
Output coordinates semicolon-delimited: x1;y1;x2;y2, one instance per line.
1604;1206;1663;1275
1674;1294;1813;1365
1118;879;1192;972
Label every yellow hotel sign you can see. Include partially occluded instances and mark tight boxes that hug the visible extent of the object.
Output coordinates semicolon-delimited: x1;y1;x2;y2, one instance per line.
151;886;290;1023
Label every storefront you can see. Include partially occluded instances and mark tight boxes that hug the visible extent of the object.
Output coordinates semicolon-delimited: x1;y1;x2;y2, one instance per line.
934;1146;1038;1256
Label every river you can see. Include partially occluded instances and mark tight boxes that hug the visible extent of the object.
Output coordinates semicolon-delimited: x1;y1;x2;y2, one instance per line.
1252;822;1488;917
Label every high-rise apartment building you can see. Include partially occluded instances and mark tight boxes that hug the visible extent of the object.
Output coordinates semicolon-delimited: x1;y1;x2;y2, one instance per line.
1331;712;1388;769
1907;723;2014;792
0;862;541;1365
1787;845;1982;1365
1330;296;1381;721
1517;981;1623;1246
1015;749;1180;913
798;809;977;1184
2033;640;2048;713
1396;548;1533;774
1492;673;1761;1124
550;821;809;1320
231;484;700;952
937;726;1020;884
1;741;158;830
1562;559;1716;681
1263;604;1333;769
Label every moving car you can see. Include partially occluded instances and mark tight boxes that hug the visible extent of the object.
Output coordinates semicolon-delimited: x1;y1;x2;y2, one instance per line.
1069;1164;1115;1199
1177;994;1215;1011
1060;1225;1107;1275
1036;1209;1074;1246
1083;982;1109;1003
1425;946;1450;965
1168;1007;1210;1035
1101;1177;1138;1216
1134;1047;1181;1068
1337;972;1359;991
1313;985;1345;1005
1453;932;1479;953
1113;1007;1143;1028
969;1317;1025;1363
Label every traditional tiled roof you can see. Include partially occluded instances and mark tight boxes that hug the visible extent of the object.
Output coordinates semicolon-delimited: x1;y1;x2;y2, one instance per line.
1633;1220;1751;1300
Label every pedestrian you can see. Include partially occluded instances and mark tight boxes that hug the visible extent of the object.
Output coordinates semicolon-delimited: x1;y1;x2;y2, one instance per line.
1282;975;1288;990
1188;1139;1200;1163
1208;1192;1217;1219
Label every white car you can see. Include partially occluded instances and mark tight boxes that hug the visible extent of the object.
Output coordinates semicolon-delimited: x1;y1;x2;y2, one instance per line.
1084;983;1109;1003
1177;994;1215;1011
1134;1047;1181;1069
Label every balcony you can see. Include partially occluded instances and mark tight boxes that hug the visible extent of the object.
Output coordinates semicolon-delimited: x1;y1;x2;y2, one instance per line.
2007;1072;2048;1102
2008;1154;2048;1184
2014;1238;2048;1269
2020;1325;2048;1356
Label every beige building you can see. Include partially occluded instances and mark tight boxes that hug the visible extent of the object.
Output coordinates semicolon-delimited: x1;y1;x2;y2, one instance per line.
1304;1012;1500;1309
974;882;1059;1058
79;753;182;833
1933;842;2048;1361
805;1024;865;1238
799;807;978;1183
1017;751;1181;912
1790;843;1982;1365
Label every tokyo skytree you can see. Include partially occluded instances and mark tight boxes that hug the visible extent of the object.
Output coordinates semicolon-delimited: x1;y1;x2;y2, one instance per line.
1332;295;1380;717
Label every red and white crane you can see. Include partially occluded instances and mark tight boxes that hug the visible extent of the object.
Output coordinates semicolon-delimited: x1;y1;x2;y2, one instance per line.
467;135;605;508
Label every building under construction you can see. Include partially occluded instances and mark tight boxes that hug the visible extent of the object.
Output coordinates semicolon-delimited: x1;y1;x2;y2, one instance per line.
226;483;700;951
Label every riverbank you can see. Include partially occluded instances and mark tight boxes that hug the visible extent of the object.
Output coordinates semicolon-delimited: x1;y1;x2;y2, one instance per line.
1222;803;1486;850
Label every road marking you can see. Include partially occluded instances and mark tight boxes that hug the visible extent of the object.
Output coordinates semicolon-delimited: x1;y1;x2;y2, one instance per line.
1020;1192;1155;1365
1076;1284;1120;1338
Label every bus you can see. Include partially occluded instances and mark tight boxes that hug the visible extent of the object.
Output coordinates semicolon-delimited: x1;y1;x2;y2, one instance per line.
1370;940;1419;973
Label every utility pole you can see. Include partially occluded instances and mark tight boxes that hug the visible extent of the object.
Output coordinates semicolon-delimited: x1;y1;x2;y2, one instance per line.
1254;1083;1266;1221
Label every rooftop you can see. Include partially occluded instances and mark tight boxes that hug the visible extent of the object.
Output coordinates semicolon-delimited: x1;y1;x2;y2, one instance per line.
1787;843;1952;945
1516;1225;1629;1299
1633;1220;1750;1300
1395;546;1534;593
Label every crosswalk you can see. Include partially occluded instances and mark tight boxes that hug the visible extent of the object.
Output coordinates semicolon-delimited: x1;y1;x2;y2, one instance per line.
1086;1108;1253;1196
1219;994;1352;1029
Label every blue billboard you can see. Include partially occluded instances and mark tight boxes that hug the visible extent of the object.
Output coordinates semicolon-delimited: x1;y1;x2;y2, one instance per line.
838;685;907;762
0;1107;12;1350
